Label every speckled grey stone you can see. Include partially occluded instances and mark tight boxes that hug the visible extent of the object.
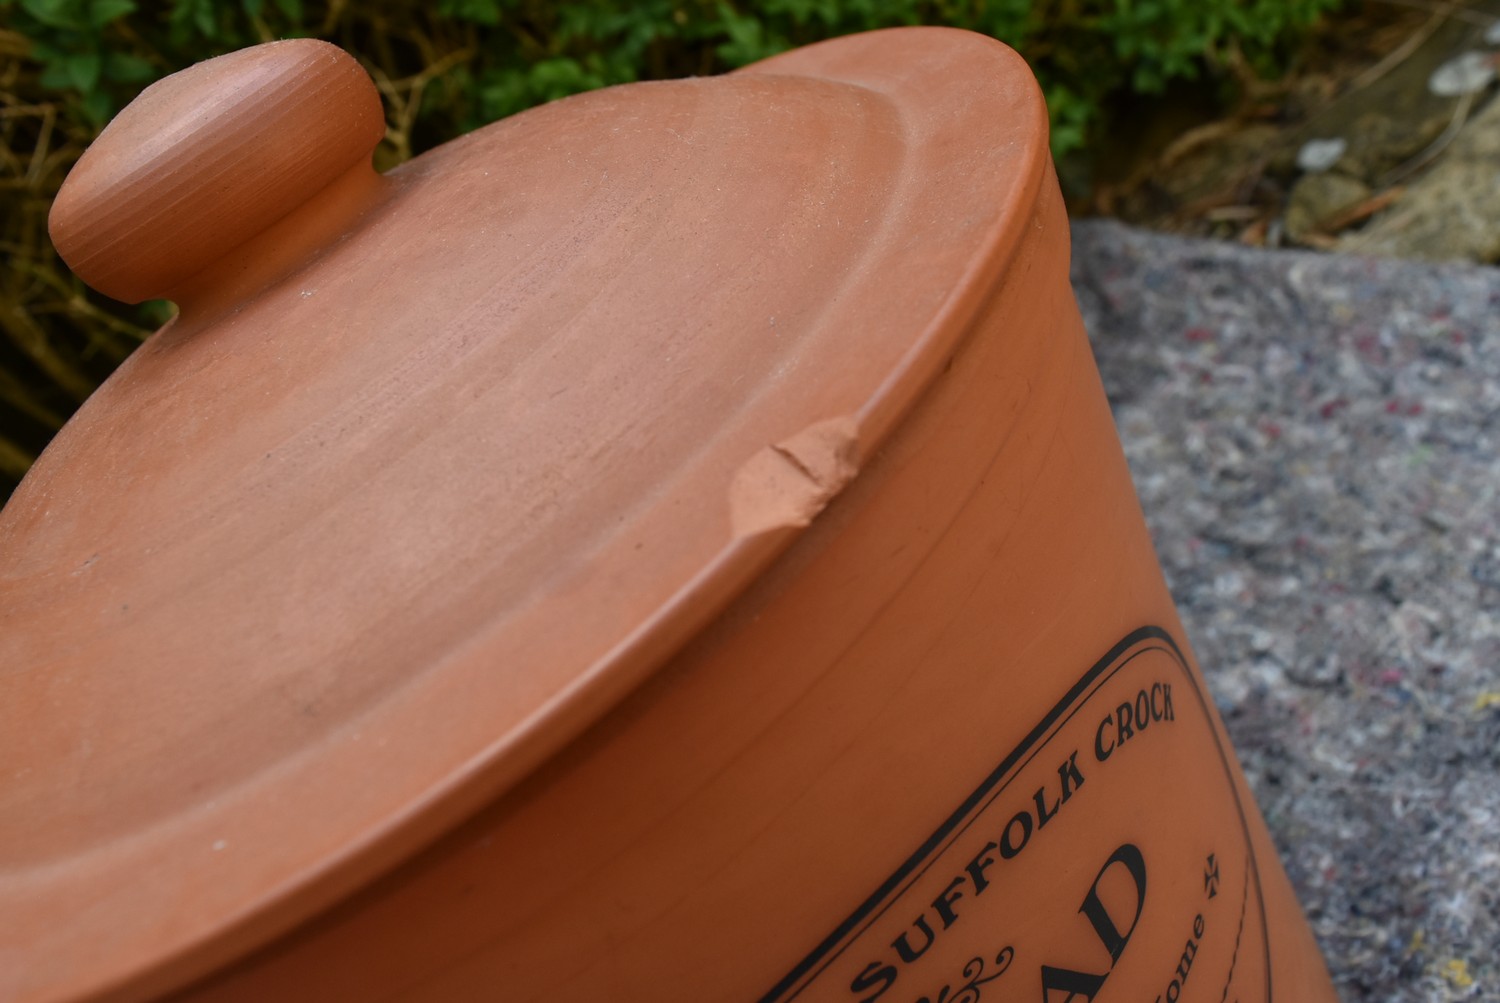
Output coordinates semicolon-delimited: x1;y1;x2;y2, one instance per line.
1337;94;1500;265
1072;219;1500;1003
1286;172;1372;243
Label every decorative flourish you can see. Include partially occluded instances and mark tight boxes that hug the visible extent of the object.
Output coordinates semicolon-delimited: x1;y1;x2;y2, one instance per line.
915;946;1015;1003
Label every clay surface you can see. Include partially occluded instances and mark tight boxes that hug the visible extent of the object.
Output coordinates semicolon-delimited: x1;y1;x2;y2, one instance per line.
48;40;386;305
7;28;1337;1003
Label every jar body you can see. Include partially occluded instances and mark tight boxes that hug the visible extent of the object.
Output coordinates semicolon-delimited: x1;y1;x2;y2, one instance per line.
166;171;1335;1003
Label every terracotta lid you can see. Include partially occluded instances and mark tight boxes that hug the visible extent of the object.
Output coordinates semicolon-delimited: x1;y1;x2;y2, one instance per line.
1;28;1048;1001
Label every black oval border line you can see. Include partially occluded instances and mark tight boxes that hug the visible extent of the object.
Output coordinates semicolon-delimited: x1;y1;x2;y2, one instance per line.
760;624;1273;1003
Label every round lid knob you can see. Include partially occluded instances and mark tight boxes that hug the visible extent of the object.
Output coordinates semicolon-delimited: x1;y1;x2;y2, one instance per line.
48;39;386;305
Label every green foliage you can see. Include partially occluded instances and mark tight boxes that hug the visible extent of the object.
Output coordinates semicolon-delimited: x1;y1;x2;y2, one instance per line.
6;0;1348;150
0;0;1344;497
13;0;150;122
1095;0;1348;93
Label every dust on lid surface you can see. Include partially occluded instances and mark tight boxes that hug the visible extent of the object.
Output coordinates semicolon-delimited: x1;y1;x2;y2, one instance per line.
0;27;1049;1001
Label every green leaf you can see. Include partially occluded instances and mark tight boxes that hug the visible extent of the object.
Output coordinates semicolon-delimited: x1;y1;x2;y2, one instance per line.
39;62;75;89
714;4;772;67
437;0;502;26
29;39;65;62
137;300;177;327
20;0;86;30
527;56;604;99
103;50;154;82
62;49;103;91
81;87;112;123
85;0;135;27
169;0;219;39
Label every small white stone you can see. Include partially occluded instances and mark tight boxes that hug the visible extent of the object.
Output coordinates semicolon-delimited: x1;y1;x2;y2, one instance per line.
1296;137;1347;173
1428;51;1495;97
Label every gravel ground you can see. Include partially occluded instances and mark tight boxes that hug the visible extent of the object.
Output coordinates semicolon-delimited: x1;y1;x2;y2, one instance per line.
1072;220;1500;1003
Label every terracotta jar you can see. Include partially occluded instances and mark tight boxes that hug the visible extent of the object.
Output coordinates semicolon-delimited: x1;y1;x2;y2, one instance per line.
5;28;1338;1003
